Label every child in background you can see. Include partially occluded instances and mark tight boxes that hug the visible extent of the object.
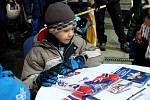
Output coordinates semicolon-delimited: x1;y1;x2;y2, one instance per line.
21;1;103;94
129;0;150;66
0;64;30;100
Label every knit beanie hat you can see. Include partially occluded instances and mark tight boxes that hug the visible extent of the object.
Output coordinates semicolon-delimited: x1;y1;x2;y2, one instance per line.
44;2;76;33
0;64;30;100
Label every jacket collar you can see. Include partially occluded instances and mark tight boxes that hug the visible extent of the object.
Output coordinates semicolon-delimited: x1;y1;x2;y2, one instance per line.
37;27;49;41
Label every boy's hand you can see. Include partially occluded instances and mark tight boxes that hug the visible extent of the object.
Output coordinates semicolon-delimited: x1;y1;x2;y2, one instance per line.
59;59;80;75
59;65;72;75
59;55;87;75
36;68;58;88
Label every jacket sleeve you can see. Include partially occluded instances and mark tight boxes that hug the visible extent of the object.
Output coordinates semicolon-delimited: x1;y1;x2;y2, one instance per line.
73;35;104;67
21;47;45;91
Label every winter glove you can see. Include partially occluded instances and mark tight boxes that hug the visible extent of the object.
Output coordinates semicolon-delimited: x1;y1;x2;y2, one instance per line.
60;55;87;75
36;67;59;88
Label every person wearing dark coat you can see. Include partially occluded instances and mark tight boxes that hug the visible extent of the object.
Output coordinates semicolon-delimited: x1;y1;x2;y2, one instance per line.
0;0;9;67
22;0;65;36
94;0;130;53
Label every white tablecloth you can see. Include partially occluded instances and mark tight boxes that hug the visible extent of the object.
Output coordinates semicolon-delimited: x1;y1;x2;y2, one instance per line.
35;64;150;100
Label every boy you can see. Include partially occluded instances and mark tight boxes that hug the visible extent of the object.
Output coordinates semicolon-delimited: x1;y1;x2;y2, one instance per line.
21;2;103;93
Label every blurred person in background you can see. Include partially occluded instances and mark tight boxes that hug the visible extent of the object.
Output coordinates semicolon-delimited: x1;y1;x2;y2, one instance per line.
22;0;65;36
94;0;130;53
0;0;9;67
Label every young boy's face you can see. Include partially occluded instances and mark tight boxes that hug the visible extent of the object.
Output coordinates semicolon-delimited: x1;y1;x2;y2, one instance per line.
52;25;75;44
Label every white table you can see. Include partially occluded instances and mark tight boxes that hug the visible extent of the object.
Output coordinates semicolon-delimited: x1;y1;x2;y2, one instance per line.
35;64;150;100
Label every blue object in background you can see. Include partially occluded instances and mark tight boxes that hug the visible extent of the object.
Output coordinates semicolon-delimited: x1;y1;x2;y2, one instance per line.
32;18;42;36
23;36;34;57
0;64;30;100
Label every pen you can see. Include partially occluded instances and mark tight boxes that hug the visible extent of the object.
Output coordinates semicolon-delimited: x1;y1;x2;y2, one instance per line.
126;88;146;100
